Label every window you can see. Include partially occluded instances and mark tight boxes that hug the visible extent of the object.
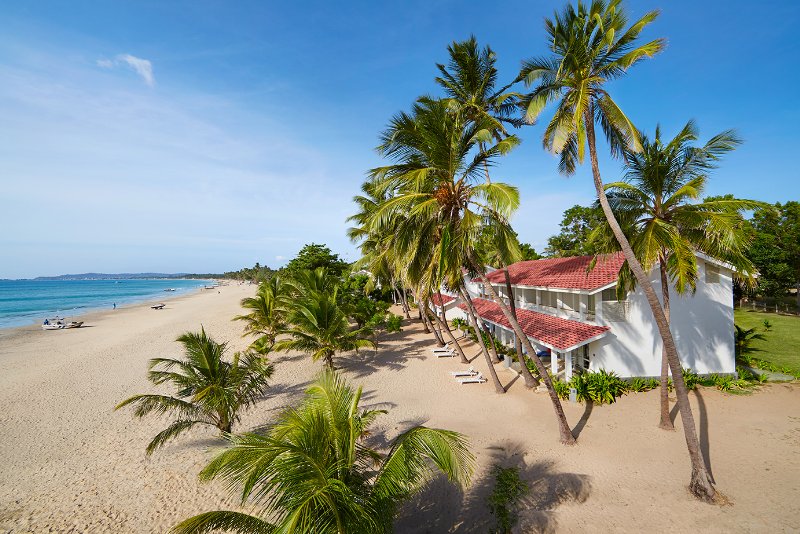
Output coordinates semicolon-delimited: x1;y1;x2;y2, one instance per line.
542;290;557;309
587;294;596;316
582;345;590;369
601;287;627;301
706;263;720;284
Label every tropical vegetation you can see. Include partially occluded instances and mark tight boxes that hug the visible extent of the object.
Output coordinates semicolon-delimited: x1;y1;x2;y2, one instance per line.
172;371;474;534
115;329;274;455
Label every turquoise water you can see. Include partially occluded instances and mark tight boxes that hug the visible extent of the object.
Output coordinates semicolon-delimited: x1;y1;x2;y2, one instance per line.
0;279;213;329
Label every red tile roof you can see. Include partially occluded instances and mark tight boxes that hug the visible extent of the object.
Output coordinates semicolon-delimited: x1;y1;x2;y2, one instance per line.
459;298;609;351
483;253;625;291
430;293;455;307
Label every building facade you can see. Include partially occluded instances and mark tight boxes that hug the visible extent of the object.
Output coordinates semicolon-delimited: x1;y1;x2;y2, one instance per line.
443;252;736;380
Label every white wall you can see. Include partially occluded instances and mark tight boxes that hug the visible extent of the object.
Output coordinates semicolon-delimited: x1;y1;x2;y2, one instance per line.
591;259;735;377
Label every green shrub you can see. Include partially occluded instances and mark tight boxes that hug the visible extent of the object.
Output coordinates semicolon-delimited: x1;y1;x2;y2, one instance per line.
569;369;628;405
385;314;403;333
628;377;657;392
487;464;529;534
682;368;700;390
550;377;570;400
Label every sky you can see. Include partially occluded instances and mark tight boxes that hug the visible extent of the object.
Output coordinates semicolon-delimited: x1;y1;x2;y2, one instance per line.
1;0;798;279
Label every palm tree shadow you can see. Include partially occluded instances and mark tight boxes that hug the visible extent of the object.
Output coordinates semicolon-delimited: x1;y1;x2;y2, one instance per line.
571;400;594;439
693;389;715;483
394;441;591;533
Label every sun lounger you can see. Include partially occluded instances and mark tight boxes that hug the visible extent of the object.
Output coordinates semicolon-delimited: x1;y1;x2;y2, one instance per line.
436;350;455;358
151;304;165;310
431;347;454;353
458;372;487;384
450;367;476;377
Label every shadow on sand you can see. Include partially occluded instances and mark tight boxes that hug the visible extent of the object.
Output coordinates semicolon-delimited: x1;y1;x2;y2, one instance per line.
395;442;591;533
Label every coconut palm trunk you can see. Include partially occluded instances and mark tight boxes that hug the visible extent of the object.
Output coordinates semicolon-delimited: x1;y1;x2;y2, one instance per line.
417;298;433;334
504;266;539;388
423;299;446;346
658;255;674;431
585;111;716;500
430;304;469;364
470;266;574;444
460;288;505;394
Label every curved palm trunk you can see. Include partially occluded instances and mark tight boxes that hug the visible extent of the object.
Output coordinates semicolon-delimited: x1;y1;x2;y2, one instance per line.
658;256;675;431
585;112;716;501
460;289;498;367
430;305;469;364
504;267;539;388
417;299;432;334
470;268;575;444
460;288;505;394
423;300;446;346
483;323;501;365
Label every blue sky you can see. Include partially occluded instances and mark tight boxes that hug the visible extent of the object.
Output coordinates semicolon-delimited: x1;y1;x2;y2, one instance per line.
1;0;798;279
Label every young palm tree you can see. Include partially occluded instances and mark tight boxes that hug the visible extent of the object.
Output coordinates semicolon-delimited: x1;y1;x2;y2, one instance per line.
172;371;474;534
115;329;273;455
275;270;374;370
521;0;719;500
591;120;759;430
367;98;575;440
233;276;289;354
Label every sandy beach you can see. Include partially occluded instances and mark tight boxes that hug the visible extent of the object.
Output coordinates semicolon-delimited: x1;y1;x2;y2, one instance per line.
0;285;798;533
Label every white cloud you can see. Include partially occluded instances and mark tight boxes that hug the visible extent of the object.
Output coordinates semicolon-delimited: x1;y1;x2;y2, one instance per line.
96;54;155;86
275;255;286;261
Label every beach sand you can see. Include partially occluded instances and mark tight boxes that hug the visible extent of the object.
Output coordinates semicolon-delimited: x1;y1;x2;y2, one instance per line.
0;287;798;533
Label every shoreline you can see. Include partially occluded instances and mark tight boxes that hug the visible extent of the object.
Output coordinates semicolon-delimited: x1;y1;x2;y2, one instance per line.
0;280;222;336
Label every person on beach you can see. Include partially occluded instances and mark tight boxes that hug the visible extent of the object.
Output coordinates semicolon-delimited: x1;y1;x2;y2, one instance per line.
113;303;116;309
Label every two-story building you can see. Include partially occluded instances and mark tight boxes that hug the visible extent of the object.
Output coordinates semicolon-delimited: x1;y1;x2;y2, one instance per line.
446;252;736;381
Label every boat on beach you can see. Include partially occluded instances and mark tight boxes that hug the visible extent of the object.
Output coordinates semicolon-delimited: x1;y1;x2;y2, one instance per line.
42;317;84;330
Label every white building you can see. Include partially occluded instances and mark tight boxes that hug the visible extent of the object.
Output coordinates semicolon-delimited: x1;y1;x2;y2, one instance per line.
446;252;736;381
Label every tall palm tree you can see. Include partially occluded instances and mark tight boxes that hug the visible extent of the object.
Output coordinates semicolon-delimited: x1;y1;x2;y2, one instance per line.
435;39;541;389
172;371;474;534
520;0;718;500
366;98;576;440
233;276;289;354
591;120;759;430
115;329;273;455
275;270;374;370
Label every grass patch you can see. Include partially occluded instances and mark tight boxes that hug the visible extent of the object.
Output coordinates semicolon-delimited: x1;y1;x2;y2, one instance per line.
734;309;800;375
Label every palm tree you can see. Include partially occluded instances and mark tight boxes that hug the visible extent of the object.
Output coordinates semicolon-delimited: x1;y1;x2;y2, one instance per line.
435;39;540;389
172;371;474;534
366;98;576;440
591;120;758;430
521;0;718;500
275;269;374;369
115;329;273;455
233;276;289;354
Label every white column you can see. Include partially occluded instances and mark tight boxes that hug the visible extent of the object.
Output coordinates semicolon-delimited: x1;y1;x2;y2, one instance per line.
579;295;587;321
565;351;573;382
551;351;558;375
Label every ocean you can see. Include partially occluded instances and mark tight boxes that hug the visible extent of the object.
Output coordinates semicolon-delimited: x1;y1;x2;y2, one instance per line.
0;279;214;329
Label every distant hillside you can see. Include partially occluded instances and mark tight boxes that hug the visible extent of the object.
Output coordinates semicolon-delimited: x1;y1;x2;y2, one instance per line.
32;273;216;281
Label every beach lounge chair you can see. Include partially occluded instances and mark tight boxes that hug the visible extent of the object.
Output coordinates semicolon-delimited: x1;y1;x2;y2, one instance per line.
151;304;165;310
450;367;476;377
458;372;487;385
436;350;455;358
431;347;454;354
